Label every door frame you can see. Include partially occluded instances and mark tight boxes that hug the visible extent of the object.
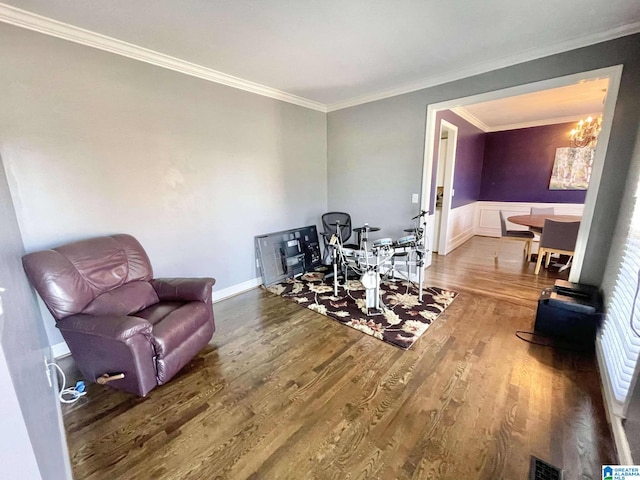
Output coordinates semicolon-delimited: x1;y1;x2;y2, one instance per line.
435;120;458;255
420;64;623;281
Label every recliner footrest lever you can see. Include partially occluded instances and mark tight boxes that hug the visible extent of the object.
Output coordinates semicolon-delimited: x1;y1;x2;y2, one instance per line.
96;373;125;385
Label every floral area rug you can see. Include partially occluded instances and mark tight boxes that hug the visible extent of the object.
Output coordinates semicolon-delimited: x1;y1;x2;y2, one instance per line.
266;271;458;350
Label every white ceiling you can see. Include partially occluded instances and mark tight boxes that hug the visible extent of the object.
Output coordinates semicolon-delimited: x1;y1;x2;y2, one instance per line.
453;77;609;131
1;0;639;110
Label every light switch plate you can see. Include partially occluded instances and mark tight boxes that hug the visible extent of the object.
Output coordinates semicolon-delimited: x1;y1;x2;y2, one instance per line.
411;193;419;204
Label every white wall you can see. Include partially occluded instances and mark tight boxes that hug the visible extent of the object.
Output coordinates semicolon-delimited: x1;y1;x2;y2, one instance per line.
0;23;328;347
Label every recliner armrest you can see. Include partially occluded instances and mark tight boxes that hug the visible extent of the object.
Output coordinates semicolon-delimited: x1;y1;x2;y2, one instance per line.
56;314;152;341
151;277;216;304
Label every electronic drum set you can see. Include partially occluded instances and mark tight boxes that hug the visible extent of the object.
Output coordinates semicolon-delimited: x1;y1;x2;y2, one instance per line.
328;211;429;315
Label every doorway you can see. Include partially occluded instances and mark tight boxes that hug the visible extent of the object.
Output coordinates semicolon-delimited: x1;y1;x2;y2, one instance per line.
420;65;622;282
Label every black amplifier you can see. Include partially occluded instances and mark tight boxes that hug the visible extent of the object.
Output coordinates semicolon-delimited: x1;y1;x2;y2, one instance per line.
534;280;603;347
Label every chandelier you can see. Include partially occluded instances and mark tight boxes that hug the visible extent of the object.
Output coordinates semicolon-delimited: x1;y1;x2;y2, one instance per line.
570;115;602;148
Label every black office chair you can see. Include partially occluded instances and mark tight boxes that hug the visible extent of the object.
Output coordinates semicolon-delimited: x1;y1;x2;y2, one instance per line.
320;212;359;265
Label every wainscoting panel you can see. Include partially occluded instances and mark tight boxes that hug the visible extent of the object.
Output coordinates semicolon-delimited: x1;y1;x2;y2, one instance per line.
428;201;586;258
445;202;477;254
475;201;585;238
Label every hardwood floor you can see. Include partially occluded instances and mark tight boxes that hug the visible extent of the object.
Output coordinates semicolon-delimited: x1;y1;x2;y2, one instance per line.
60;236;615;479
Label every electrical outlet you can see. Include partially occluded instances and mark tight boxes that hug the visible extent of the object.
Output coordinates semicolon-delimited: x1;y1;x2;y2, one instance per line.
44;356;52;388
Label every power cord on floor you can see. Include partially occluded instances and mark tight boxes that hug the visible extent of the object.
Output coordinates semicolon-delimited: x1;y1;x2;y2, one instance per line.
515;330;590;353
47;362;87;404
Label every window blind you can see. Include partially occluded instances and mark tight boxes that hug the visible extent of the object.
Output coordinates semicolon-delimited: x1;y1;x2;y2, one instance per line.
601;185;640;407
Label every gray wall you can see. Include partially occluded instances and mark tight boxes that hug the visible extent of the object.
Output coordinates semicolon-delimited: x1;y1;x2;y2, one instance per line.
0;23;328;346
327;33;640;285
0;349;41;479
601;120;640;303
0;154;71;479
328;93;426;241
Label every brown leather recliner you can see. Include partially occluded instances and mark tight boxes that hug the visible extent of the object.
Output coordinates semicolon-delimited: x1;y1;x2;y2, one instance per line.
22;234;215;396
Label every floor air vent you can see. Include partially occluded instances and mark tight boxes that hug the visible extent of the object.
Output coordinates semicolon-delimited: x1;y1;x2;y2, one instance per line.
529;456;563;480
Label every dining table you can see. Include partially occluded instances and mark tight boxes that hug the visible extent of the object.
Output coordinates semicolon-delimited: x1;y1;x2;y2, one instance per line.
507;213;582;270
507;214;582;231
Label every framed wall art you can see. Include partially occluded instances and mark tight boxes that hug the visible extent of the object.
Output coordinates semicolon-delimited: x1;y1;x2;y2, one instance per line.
549;147;595;190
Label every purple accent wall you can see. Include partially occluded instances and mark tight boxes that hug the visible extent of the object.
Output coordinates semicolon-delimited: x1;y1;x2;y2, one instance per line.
431;110;486;210
479;122;588;203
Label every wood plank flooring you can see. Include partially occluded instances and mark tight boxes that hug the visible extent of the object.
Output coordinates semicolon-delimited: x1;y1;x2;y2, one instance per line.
60;236;615;479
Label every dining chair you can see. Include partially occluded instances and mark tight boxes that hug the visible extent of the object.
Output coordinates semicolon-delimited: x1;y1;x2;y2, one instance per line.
496;211;535;260
529;206;555;237
530;207;555;215
534;220;581;274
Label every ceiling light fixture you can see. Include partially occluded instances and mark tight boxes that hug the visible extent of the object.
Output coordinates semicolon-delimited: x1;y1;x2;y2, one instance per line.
570;115;602;148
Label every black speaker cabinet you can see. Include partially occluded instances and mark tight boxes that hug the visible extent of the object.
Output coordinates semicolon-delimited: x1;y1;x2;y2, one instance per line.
534;280;603;347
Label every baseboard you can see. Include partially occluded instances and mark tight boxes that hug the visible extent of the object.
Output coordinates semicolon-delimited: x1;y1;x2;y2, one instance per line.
51;341;71;359
50;276;264;359
212;277;263;303
596;337;633;463
448;229;475;253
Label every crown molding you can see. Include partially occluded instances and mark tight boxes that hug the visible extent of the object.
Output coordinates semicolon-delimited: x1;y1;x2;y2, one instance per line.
0;3;328;112
450;108;603;132
326;21;640;112
450;107;490;132
1;3;638;115
486;113;601;132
